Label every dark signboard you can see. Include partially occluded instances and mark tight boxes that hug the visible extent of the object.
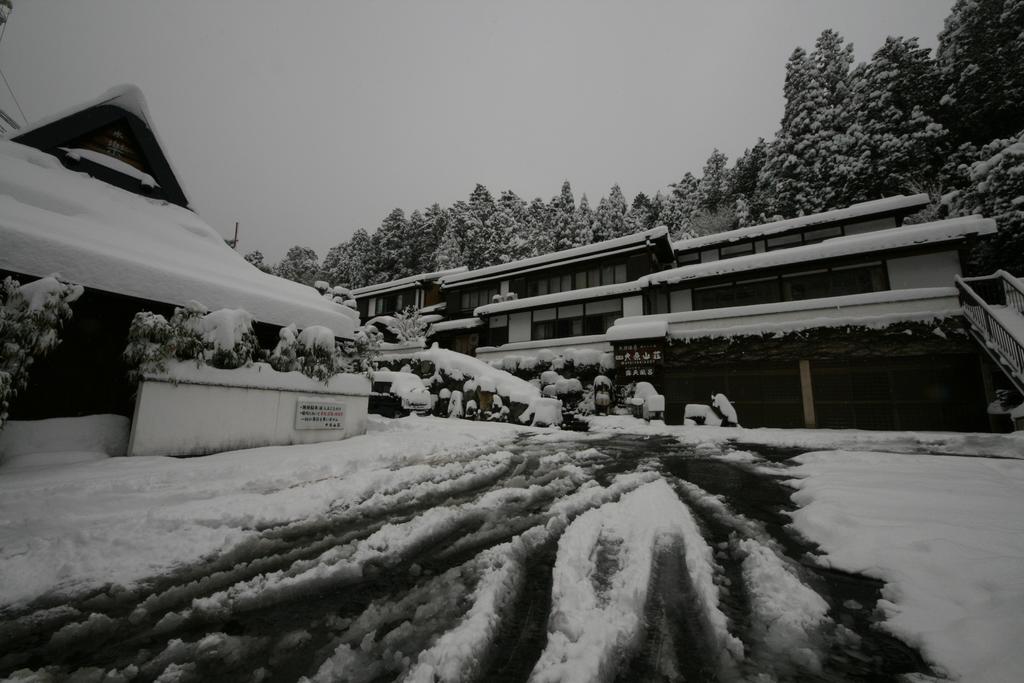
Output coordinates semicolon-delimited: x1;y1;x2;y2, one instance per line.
613;341;665;386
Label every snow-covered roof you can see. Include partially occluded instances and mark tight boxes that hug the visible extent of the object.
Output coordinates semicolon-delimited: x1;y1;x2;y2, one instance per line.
671;194;931;253
647;216;996;286
0;140;357;338
441;226;671;288
474;280;644;316
428;317;484;333
61;147;159;188
352;266;468;298
12;84;190;208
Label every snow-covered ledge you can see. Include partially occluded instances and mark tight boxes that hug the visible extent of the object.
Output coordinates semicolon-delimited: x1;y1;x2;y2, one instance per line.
475;334;612;364
128;362;370;457
610;287;962;341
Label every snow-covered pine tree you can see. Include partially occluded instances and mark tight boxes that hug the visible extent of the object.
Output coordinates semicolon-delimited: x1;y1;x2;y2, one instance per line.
274;246;321;286
346;229;377;288
593;184;629;242
759;31;855;217
549;181;578;251
388;306;429;342
374;208;409;281
936;0;1024;149
950;130;1024;275
434;223;465;270
625;192;658;234
574;194;595;246
526;197;554;257
841;36;946;204
729;139;768;225
696;149;731;214
243;250;273;273
662;173;700;239
498;190;531;262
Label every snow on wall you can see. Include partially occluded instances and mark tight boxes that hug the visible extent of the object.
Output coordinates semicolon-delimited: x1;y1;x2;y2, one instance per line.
475;337;612;365
0;414;130;468
652;216;996;287
129;366;369;457
610;288;961;341
0;140;357;338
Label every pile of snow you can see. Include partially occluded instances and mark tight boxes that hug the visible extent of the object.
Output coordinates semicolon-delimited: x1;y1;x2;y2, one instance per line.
411;345;540;405
519;397;563;427
197;308;254;352
149;360;369;395
372;370;431;406
788;451;1024;682
493;347;614;373
0;140;356;337
0;414;129;469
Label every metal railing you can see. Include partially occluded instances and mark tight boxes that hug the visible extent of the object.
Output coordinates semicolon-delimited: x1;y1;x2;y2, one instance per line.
956;272;1024;391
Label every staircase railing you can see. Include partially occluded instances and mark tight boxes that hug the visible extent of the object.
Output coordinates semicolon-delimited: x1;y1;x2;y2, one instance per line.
956;272;1024;391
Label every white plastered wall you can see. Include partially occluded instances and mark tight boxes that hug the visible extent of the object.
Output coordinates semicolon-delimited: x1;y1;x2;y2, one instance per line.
886;250;961;289
129;381;368;457
509;311;532;343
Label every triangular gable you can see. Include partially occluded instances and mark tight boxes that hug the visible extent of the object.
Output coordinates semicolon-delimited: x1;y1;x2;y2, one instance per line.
12;86;190;209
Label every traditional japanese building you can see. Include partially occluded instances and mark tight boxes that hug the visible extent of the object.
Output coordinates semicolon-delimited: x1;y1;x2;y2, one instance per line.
1;87;358;420
368;193;1020;431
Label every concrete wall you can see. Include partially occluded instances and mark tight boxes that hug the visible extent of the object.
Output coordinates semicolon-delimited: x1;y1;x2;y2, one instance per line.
886;250;961;290
129;380;369;457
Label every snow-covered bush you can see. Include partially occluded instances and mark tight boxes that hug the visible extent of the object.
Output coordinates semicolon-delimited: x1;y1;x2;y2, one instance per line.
268;323;300;372
1;275;83;427
519;397;563;427
711;393;739;426
387;306;428;343
340;325;381;376
465;399;478;419
199;308;259;370
448;389;464;418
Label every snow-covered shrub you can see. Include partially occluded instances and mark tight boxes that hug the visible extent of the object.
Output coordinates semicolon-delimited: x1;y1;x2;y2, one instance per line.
268;323;300;372
199;308;259;369
711;393;739;426
542;384;558;398
519;397;563;427
387;306;428;343
295;325;343;382
1;275;83;427
124;311;174;383
448;390;464;418
340;325;381;377
465;399;478;419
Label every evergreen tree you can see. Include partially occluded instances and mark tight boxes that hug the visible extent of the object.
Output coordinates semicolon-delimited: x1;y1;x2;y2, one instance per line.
593;184;629;242
374;208;409;281
320;242;353;287
662;173;700;239
526;197;554;256
842;37;946;203
434;224;465;270
243;250;273;273
625;192;658;233
760;31;855;216
275;246;321;286
498;190;531;261
936;0;1024;148
548;181;577;251
347;229;376;288
950;130;1024;275
574;194;595;246
696;149;731;214
729;139;769;224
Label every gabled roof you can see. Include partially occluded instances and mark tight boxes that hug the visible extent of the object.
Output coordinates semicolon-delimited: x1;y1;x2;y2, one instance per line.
352;266;467;298
441;226;674;289
672;194;931;254
0;140;357;338
11;85;190;209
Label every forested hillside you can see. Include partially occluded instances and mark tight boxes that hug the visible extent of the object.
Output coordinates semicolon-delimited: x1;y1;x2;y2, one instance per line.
253;0;1024;287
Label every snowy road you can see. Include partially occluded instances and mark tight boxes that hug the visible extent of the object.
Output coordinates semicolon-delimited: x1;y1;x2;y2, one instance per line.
0;429;960;683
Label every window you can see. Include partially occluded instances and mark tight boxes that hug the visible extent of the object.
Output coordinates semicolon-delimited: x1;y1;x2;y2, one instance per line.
782;263;885;302
803;226;843;244
719;242;755;259
460;287;498;312
488;315;509;346
532;307;557;340
556;304;584;338
582;299;622;336
765;233;802;251
614;263;628;283
676;251;701;266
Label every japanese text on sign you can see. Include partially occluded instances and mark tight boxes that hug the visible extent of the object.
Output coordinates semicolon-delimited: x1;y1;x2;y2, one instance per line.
295;399;346;430
614;343;663;380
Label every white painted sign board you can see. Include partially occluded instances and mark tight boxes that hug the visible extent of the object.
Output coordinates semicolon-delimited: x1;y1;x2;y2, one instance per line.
295;399;346;430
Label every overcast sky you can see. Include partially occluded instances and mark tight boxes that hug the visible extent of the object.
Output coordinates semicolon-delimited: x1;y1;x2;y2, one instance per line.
1;1;953;261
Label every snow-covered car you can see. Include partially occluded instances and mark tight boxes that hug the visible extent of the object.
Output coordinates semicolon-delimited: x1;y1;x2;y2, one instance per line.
369;371;433;417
